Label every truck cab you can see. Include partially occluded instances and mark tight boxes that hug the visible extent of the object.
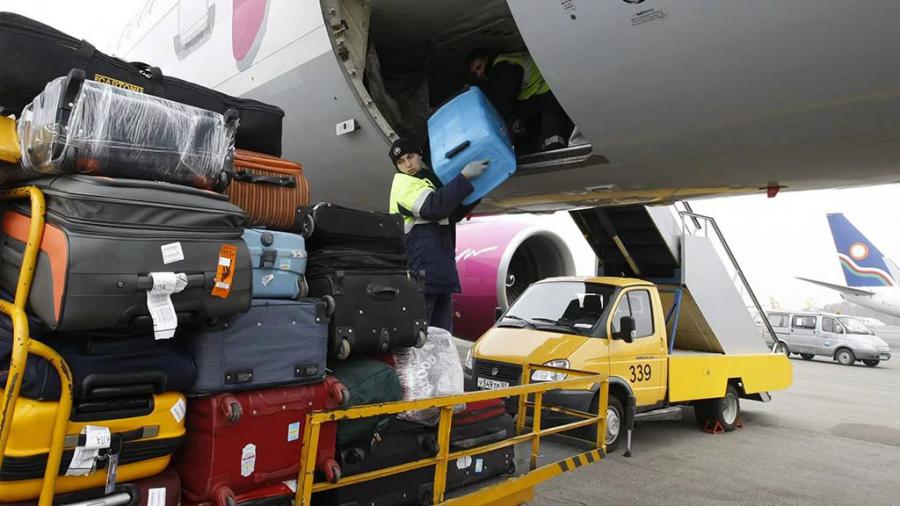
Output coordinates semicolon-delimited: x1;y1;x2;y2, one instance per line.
466;276;792;450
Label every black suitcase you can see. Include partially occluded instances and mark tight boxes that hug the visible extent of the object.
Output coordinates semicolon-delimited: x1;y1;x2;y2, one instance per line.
307;270;427;359
297;203;405;254
305;247;408;278
446;412;517;490
0;175;252;331
187;298;329;395
0;310;195;412
315;419;437;506
17;69;237;192
0;12;284;156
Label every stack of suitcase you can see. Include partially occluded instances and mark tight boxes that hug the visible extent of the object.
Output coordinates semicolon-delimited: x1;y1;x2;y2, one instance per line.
0;12;517;506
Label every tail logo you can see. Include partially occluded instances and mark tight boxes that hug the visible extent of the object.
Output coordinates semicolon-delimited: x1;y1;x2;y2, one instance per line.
838;253;894;287
849;242;869;261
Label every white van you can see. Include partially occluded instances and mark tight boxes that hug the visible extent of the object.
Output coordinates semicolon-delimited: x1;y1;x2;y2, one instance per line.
765;311;892;367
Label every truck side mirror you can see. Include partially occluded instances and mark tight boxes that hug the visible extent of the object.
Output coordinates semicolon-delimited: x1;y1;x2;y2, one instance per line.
615;316;636;343
495;307;503;322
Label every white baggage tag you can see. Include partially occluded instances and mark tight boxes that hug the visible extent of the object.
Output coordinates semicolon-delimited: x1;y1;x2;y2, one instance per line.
65;426;111;477
146;272;188;340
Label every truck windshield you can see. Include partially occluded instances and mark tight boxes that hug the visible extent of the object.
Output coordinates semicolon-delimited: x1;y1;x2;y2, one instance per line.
501;281;616;336
838;317;873;335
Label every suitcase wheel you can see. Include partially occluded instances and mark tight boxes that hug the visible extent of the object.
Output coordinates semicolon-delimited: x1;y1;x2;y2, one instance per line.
221;396;243;424
415;328;428;348
323;458;342;483
337;337;351;360
322;295;336;316
333;383;351;408
300;212;316;238
507;461;517;475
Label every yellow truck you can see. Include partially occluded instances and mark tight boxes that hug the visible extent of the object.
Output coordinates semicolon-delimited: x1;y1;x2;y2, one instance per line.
466;274;792;451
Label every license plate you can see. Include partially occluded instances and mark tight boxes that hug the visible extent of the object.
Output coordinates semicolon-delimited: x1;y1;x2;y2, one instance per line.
477;377;510;390
880;354;891;360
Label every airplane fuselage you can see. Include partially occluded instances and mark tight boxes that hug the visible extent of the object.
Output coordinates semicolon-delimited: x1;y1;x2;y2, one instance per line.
113;0;900;213
842;289;900;320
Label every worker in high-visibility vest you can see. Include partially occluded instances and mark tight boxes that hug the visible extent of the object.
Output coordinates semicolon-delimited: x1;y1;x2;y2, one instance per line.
388;138;488;332
466;49;573;153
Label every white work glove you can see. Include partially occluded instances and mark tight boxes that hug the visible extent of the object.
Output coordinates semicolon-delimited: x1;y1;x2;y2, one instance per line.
461;160;490;180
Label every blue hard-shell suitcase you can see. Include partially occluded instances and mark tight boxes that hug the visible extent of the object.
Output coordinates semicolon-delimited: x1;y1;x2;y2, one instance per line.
243;228;308;299
187;298;328;395
428;87;516;205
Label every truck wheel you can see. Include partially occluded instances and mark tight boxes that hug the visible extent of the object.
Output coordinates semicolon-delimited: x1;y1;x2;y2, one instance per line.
697;384;740;432
835;348;856;366
800;353;815;361
589;395;624;451
774;341;790;356
863;360;880;367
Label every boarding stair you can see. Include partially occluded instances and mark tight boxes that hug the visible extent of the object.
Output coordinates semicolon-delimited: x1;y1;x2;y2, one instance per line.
570;203;778;354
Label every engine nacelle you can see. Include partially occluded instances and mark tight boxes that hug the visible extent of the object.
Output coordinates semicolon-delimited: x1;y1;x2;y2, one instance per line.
453;220;576;341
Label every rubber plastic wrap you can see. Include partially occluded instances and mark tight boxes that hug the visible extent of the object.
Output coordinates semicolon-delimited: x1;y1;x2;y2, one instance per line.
394;326;465;425
17;69;236;191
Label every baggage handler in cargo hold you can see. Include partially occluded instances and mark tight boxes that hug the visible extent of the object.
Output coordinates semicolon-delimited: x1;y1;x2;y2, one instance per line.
388;138;488;331
467;49;574;153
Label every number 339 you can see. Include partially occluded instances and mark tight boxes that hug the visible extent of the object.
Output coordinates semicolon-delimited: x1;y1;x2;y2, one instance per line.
629;364;652;382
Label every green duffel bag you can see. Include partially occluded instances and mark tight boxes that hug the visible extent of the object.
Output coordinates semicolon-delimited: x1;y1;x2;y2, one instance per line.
330;357;403;446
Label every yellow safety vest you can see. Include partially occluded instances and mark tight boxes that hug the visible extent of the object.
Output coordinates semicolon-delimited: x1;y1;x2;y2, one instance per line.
389;172;445;232
493;52;551;101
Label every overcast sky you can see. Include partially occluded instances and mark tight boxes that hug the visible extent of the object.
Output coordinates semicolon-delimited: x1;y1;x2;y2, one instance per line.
6;1;899;312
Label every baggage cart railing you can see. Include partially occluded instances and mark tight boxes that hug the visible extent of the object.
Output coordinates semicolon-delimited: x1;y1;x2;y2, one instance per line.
0;186;74;506
296;366;608;506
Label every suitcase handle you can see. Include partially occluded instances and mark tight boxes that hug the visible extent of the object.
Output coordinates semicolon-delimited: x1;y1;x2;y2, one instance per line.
80;371;167;399
135;273;208;290
233;170;297;187
445;140;471;159
449;427;509;450
366;283;400;301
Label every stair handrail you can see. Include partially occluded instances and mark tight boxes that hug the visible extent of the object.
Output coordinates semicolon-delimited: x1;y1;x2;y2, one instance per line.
677;209;780;352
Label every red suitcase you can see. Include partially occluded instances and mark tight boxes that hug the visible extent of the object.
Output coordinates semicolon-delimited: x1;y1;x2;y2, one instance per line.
453;399;507;426
6;469;181;506
173;377;348;505
182;482;295;506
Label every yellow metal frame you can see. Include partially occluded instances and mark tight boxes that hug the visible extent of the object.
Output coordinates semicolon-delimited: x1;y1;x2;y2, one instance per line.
0;186;75;506
294;365;609;505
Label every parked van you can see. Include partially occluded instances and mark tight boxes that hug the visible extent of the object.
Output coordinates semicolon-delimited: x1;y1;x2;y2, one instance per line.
765;311;892;367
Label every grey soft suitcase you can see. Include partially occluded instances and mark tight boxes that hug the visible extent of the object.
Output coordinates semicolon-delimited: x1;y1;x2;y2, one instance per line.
242;228;308;299
0;175;251;332
188;298;328;395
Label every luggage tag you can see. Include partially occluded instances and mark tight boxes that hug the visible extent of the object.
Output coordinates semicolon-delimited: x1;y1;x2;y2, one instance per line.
146;272;188;340
212;245;238;299
65;425;111;477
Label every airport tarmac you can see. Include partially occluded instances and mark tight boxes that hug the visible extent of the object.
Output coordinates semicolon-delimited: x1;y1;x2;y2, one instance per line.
456;326;900;505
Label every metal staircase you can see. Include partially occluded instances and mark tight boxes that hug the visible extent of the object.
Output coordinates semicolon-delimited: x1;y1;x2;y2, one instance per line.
570;203;777;354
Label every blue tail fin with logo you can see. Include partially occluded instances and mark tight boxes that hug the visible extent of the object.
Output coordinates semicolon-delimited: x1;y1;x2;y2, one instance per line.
826;213;896;287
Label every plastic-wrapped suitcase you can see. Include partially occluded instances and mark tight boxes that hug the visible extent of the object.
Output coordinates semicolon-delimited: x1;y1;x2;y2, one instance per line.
173;378;348;504
242;229;307;299
227;151;309;230
0;312;195;405
17;69;237;192
6;469;182;506
446;400;516;491
0;12;284;156
296;203;405;254
329;357;403;446
314;419;438;506
187;298;328;395
427;87;516;204
0;393;186;502
307;270;428;359
0;175;251;331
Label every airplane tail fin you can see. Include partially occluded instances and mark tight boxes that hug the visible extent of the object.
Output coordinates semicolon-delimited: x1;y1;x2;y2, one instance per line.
826;213;896;287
